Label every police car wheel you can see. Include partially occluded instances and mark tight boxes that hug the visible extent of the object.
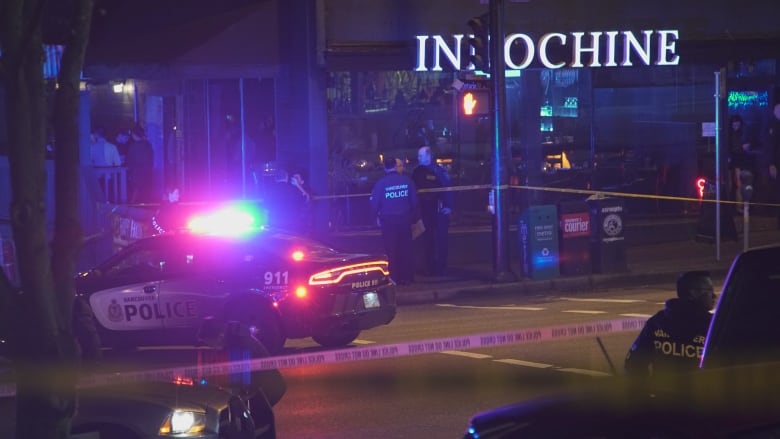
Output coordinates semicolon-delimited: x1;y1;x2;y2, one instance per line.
312;329;360;348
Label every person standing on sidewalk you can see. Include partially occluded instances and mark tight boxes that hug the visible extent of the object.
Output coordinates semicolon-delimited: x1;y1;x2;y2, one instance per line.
126;124;155;203
370;156;419;285
727;114;754;212
412;146;453;276
624;270;716;378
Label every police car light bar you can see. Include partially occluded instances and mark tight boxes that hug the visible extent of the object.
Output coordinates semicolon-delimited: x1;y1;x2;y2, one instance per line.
187;204;267;236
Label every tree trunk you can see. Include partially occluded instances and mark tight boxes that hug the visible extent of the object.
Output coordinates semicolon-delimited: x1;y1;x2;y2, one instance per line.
0;0;96;437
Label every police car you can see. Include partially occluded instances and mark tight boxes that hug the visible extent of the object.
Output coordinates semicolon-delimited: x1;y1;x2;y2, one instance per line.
1;377;275;439
76;204;396;353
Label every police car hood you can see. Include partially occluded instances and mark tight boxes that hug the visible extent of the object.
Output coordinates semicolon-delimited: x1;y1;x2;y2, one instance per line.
78;380;235;412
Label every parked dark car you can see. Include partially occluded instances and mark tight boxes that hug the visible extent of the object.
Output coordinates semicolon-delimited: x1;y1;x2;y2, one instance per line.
463;366;780;439
1;378;276;439
463;244;780;439
76;207;396;353
700;244;780;368
1;313;285;439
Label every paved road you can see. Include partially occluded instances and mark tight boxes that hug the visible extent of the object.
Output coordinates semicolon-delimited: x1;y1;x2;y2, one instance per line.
274;285;677;438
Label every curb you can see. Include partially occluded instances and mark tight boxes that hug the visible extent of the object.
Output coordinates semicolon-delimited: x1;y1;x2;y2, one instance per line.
394;264;736;306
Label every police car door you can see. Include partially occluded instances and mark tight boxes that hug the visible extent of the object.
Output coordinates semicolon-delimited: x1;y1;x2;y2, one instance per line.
157;239;230;330
88;246;165;332
160;239;216;335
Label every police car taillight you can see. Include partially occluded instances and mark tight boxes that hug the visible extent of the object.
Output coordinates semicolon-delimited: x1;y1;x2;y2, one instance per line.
309;261;390;285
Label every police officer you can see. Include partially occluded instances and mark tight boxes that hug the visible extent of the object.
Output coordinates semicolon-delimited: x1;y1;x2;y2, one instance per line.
624;270;716;377
412;146;453;276
264;168;308;233
370;156;419;285
152;186;187;234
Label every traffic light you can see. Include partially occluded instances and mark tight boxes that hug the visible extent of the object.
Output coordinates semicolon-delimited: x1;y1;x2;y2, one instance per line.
461;89;489;116
465;13;490;71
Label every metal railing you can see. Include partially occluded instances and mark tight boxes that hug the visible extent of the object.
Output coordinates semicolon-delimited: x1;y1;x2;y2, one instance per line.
91;166;127;204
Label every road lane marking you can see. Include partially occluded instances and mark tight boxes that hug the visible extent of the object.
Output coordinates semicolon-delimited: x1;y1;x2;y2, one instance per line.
561;310;608;314
620;313;653;318
137;346;212;351
0;317;649;398
437;304;546;311
352;339;375;345
493;359;552;368
493;359;612;377
561;297;644;303
557;368;612;377
441;351;493;359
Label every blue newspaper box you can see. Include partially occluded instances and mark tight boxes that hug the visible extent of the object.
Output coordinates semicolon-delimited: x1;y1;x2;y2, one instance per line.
518;205;560;279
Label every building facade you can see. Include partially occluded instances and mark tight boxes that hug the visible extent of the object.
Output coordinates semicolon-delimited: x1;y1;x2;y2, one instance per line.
8;0;777;238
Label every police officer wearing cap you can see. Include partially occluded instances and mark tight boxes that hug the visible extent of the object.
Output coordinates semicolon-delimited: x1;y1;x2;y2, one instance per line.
370;156;419;285
624;270;716;378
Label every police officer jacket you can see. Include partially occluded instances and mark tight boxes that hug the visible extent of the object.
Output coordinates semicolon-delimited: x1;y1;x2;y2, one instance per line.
412;164;453;221
370;171;418;225
624;298;712;376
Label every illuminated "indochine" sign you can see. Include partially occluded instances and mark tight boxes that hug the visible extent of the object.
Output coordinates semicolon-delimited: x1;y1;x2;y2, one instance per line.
414;29;680;72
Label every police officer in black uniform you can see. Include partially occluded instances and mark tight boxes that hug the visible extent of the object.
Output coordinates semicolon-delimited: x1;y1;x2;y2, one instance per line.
624;270;716;377
370;156;419;285
412;146;453;276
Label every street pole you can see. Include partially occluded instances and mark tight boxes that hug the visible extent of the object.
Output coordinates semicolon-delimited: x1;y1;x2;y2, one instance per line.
714;70;722;261
489;0;516;282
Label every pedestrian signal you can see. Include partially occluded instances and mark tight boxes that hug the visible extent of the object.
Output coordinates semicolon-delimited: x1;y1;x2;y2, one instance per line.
461;89;489;116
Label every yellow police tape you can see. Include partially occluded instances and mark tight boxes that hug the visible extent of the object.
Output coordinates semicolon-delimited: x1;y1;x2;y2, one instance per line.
0;317;647;397
120;181;780;209
312;183;780;208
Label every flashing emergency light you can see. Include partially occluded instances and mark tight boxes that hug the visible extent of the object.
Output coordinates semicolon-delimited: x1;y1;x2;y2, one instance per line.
291;250;305;261
295;286;307;298
172;376;194;386
187;204;267;236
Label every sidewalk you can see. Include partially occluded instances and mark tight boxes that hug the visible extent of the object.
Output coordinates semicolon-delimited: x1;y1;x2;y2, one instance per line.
393;216;780;305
